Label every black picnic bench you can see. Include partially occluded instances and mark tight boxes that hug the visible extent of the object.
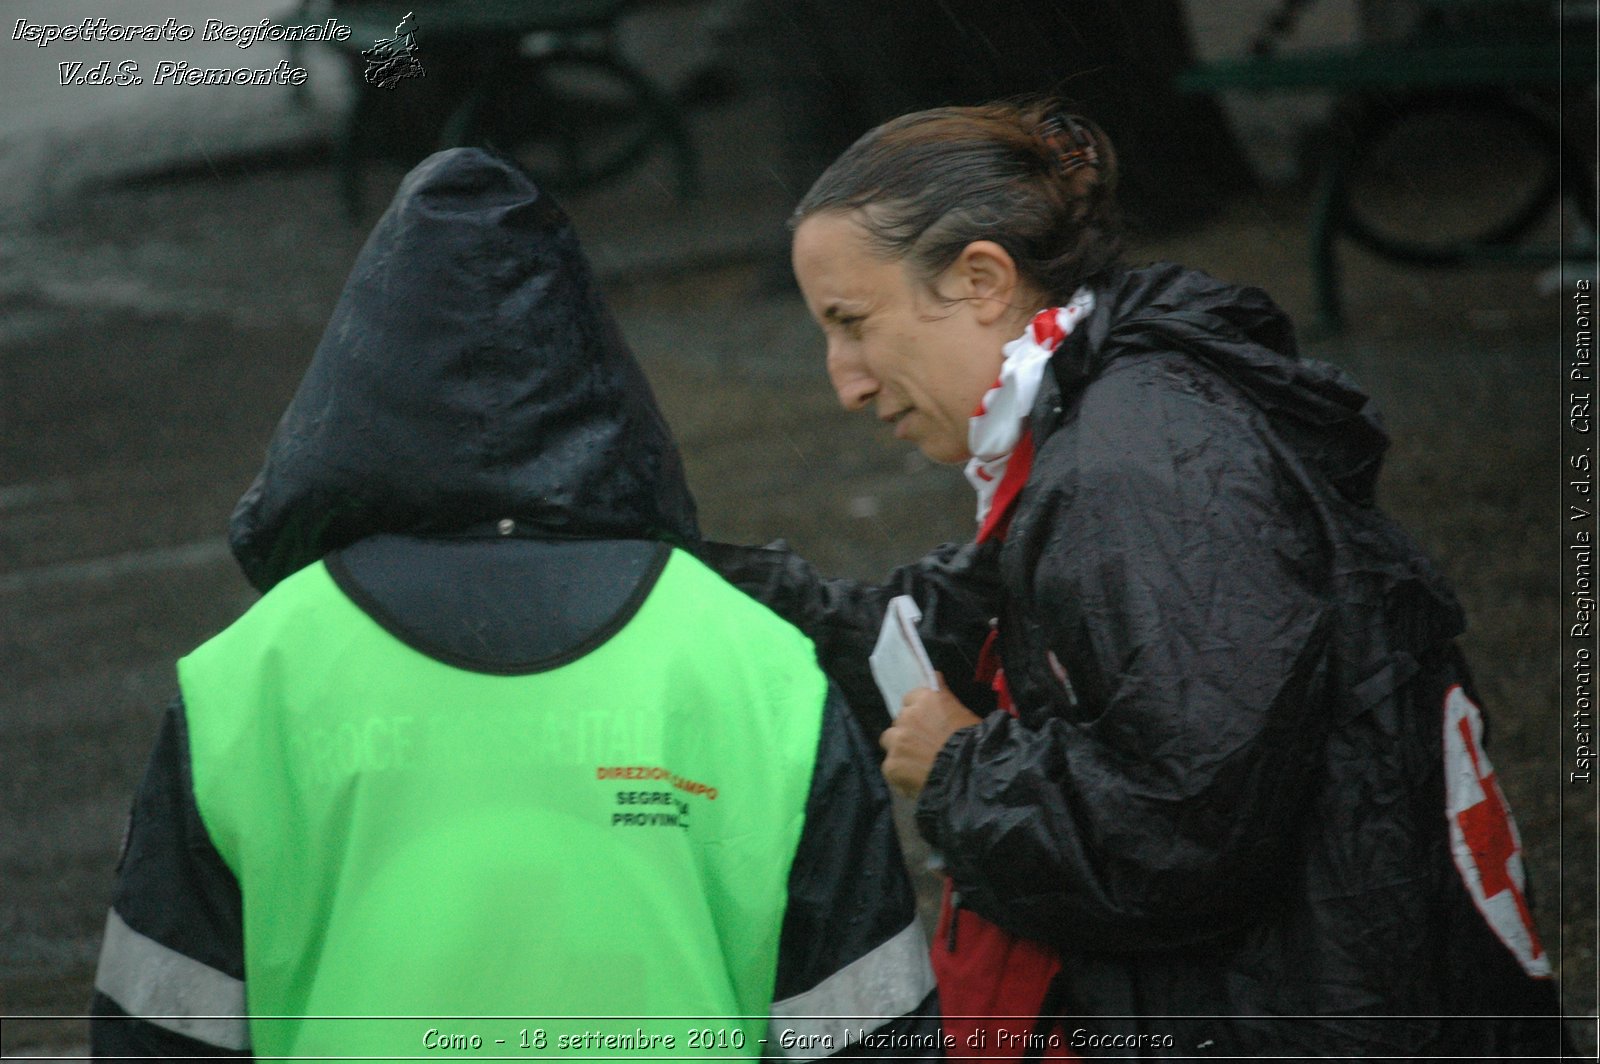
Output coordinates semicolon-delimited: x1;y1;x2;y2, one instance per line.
1177;0;1597;332
282;0;699;219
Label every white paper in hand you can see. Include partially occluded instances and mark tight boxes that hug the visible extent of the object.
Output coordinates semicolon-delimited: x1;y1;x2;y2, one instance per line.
869;595;939;719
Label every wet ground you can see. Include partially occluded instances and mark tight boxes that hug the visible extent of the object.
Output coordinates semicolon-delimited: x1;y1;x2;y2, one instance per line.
1;88;1595;1055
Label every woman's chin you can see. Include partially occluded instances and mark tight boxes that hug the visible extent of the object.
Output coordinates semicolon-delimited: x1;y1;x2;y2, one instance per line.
917;439;972;465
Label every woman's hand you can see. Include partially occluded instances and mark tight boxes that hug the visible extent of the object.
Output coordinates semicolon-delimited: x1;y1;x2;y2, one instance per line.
880;674;983;797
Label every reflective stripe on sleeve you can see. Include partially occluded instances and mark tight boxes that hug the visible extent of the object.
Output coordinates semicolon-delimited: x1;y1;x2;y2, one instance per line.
768;921;935;1057
94;908;251;1051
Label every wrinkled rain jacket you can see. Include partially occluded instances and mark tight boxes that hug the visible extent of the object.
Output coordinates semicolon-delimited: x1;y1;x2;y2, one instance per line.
89;148;938;1060
703;263;1568;1059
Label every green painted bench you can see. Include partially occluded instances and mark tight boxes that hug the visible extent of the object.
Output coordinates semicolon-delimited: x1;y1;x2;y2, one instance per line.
1178;0;1596;332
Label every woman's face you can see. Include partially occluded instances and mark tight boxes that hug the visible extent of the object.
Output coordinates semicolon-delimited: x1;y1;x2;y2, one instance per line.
791;212;1019;464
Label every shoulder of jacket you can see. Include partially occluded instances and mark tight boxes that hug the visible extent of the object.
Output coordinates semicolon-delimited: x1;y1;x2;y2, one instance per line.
180;559;343;669
1043;348;1258;440
660;546;821;654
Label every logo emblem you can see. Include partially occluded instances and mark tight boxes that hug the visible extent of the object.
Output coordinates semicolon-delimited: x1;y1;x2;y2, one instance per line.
362;12;424;89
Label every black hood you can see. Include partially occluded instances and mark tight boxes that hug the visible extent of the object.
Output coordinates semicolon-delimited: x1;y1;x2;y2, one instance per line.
1058;262;1389;505
231;148;698;592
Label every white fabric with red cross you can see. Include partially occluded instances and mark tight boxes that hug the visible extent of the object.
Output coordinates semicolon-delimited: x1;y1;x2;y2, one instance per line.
1442;684;1551;978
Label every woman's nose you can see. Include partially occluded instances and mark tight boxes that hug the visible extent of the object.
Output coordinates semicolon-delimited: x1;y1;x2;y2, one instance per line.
827;346;878;412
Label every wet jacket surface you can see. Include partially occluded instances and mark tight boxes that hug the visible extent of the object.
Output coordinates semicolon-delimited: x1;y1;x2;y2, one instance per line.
703;263;1567;1059
90;149;938;1060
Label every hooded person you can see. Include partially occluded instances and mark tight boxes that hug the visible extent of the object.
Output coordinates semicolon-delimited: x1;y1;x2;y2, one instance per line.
701;103;1570;1059
88;147;939;1061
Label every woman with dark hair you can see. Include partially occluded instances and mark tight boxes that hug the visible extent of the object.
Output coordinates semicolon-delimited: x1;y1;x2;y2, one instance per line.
704;101;1567;1059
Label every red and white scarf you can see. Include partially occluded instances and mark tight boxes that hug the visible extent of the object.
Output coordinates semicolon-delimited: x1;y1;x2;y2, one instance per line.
965;288;1094;541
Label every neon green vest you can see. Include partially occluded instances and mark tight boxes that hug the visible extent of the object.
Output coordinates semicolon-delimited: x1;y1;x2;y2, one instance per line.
180;548;826;1059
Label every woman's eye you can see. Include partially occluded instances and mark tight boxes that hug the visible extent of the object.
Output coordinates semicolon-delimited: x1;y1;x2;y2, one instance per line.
837;316;865;336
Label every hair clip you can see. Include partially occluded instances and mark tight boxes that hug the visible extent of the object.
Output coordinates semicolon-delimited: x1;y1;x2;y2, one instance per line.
1040;114;1100;174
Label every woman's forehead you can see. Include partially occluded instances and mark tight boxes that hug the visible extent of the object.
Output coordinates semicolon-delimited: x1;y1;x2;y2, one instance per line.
793;213;907;297
793;211;873;263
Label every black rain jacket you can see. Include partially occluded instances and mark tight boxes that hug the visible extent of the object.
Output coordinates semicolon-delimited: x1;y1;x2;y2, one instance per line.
703;263;1568;1059
91;149;938;1060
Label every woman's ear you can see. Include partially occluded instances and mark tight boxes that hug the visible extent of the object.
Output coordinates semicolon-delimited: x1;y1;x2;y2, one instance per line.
948;240;1024;326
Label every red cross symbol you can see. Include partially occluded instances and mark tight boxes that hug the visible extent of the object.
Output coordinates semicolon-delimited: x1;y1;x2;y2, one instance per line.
1445;686;1548;975
1454;717;1539;950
